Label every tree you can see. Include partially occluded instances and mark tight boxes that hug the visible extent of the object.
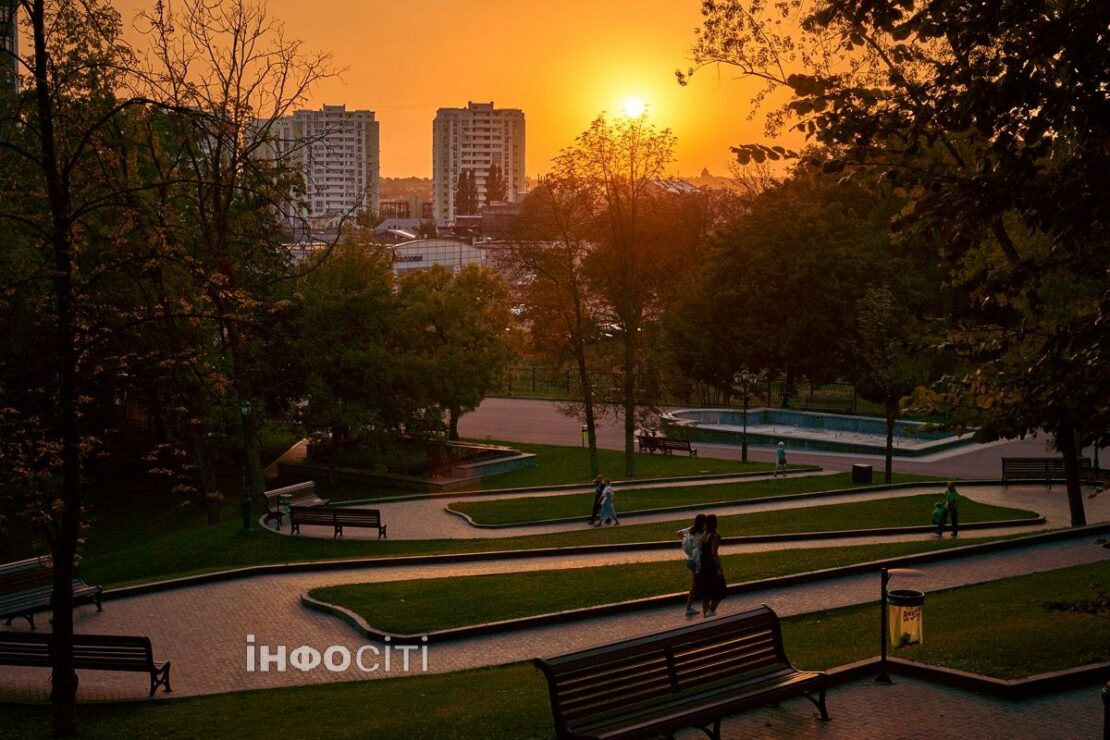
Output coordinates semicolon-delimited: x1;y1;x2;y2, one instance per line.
0;1;160;732
396;265;518;440
137;0;335;516
454;169;477;216
293;239;408;480
485;163;508;204
681;0;1110;525
503;176;606;476
555;114;676;476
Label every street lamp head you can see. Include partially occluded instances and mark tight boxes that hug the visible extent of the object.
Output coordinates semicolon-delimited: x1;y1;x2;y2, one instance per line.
240;400;252;417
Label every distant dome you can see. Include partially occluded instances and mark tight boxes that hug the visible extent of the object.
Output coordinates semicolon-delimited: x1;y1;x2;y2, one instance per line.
700;167;711;177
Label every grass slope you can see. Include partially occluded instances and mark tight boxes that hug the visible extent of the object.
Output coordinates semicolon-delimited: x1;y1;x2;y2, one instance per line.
310;538;1004;634
449;473;939;525
81;493;1034;587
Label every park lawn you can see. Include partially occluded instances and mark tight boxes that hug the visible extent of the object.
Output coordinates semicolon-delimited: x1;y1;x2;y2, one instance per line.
309;538;1007;634
6;563;1105;739
274;439;792;502
782;560;1110;678
80;493;1035;587
449;472;940;525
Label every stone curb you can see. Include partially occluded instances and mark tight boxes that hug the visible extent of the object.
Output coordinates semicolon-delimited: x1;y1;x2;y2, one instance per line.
305;521;1107;645
103;512;1045;603
443;478;1021;528
332;466;823;506
823;658;1110;698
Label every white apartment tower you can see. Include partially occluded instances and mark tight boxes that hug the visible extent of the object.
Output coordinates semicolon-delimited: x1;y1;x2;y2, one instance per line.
433;101;525;222
272;104;380;227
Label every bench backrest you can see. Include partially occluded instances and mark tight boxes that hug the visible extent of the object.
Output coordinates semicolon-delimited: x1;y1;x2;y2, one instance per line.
264;481;317;509
291;506;381;525
0;632;153;671
0;560;52;597
534;606;789;734
1002;457;1092;476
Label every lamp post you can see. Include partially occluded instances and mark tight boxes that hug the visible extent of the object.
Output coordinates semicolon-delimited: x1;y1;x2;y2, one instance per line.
877;567;926;684
732;370;756;463
240;399;253;535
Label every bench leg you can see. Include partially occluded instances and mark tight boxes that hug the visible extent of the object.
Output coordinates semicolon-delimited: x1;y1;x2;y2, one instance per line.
150;663;172;697
804;685;830;721
695;718;722;740
379;525;387;539
333;525;342;538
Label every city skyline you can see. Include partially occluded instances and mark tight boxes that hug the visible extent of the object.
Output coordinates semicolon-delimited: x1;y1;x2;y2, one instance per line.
111;0;801;178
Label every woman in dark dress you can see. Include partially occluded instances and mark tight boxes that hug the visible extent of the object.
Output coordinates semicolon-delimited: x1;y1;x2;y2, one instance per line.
694;514;726;617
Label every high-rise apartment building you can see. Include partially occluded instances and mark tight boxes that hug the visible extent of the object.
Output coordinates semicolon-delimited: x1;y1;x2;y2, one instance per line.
2;0;17;93
271;104;380;227
433;101;525;222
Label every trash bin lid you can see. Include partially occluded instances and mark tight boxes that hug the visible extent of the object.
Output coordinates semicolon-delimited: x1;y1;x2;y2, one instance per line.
887;589;925;606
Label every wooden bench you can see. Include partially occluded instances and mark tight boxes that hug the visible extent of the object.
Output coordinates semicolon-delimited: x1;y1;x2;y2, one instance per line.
0;632;171;697
289;505;387;538
1001;457;1092;488
659;437;697;457
263;481;329;529
636;434;660;454
0;556;103;630
534;605;828;739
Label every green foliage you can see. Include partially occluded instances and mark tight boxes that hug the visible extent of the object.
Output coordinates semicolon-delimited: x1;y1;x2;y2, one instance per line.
396;264;519;439
484;163;508;203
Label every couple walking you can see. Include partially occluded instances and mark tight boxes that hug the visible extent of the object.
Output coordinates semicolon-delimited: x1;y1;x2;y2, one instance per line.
680;514;727;617
588;475;618;526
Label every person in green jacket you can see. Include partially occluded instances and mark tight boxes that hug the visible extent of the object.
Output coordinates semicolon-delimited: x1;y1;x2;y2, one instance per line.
934;481;960;537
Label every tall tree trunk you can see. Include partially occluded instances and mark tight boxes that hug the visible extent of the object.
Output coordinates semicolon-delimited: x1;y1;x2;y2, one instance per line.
28;0;79;731
191;426;221;524
622;328;636;477
448;406;460;441
1056;418;1087;527
576;352;600;478
884;398;896;484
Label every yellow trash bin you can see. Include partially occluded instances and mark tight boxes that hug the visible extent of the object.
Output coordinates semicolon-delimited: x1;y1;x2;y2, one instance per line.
887;589;925;648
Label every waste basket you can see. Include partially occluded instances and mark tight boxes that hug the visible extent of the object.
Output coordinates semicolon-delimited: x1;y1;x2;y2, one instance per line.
887;589;925;648
852;464;873;484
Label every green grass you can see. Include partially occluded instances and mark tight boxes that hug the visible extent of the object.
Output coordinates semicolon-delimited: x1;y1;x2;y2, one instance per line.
80;493;1035;588
782;560;1110;677
1;663;553;740
278;439;789;502
6;563;1105;738
449;472;939;525
309;538;1006;634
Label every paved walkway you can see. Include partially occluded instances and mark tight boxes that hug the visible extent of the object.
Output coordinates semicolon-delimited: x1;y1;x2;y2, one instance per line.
275;482;1107;540
697;676;1105;739
1;532;1105;702
460;398;1104;479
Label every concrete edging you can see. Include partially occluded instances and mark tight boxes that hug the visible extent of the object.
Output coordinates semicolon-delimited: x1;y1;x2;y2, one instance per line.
442;478;1029;529
301;521;1107;645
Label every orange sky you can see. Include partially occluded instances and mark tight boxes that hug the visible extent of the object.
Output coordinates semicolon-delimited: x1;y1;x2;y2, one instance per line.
114;0;796;178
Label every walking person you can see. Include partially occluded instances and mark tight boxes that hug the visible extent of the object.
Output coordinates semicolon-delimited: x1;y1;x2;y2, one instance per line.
679;514;707;617
587;475;604;525
934;481;961;537
774;442;787;477
695;514;727;616
597;478;619;526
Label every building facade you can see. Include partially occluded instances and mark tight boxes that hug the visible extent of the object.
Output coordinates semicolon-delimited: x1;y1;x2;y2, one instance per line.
433;101;525;222
271;104;380;228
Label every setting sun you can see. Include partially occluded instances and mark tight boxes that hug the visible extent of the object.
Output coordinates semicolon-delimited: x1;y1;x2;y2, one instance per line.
622;97;646;118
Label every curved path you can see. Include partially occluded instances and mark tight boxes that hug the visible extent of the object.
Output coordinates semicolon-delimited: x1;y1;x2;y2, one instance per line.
0;530;1105;703
275;482;1087;541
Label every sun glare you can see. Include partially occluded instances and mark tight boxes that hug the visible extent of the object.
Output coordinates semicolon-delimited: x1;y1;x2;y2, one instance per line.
622;97;646;118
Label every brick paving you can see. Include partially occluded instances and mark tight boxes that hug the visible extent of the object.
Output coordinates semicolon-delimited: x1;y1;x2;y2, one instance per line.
0;534;1105;703
676;676;1105;739
278;482;1108;541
